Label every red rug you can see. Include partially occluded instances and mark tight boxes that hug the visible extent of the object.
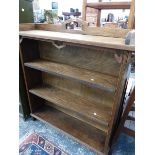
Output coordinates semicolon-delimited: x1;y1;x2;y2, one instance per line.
19;133;68;155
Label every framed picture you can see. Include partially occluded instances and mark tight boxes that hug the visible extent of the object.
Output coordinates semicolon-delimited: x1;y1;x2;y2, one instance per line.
52;2;58;10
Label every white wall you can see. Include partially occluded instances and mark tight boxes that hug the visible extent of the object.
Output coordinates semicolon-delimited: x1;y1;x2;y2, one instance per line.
39;0;54;10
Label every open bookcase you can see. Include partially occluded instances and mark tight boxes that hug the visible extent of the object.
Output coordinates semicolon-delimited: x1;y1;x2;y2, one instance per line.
19;21;134;154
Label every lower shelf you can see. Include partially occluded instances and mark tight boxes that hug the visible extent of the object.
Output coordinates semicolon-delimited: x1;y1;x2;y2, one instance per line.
31;105;106;154
29;85;111;131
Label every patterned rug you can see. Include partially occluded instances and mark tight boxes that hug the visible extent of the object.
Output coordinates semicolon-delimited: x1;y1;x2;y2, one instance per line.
19;133;68;155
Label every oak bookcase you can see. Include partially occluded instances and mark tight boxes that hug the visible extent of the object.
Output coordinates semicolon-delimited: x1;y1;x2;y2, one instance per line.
19;22;134;154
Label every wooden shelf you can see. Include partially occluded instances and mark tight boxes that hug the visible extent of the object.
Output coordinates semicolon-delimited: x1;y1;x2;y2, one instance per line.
86;2;131;10
25;59;117;92
29;85;112;130
31;105;106;154
46;102;109;133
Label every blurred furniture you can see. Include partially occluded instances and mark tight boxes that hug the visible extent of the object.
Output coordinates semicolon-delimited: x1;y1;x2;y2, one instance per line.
82;0;134;28
62;12;81;19
113;87;135;142
62;8;81;21
128;0;135;29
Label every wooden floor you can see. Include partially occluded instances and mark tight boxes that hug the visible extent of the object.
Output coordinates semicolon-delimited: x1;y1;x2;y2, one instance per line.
31;105;106;154
25;59;117;92
29;85;112;132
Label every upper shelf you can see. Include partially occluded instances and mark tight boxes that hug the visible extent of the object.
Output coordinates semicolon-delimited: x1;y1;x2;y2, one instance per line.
24;59;117;92
19;30;134;51
86;2;131;10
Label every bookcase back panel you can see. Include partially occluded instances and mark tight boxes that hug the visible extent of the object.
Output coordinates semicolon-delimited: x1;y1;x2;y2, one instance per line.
45;101;108;133
39;41;122;77
42;72;114;108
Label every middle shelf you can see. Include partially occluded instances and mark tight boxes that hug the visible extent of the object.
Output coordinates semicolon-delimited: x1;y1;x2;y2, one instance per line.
29;85;112;132
24;59;118;92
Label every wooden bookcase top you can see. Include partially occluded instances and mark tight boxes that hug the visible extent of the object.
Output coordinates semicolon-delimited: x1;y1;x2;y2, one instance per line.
19;30;134;51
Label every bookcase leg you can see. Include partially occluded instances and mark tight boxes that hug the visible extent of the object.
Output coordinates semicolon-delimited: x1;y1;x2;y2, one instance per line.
32;117;36;121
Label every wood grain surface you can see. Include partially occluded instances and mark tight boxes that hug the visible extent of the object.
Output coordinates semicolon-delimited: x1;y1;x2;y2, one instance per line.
45;101;108;133
19;30;134;51
20;22;132;38
86;2;131;9
128;0;135;29
31;105;106;154
25;59;117;92
39;39;122;77
29;85;112;127
19;23;35;31
35;23;131;38
42;73;115;108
